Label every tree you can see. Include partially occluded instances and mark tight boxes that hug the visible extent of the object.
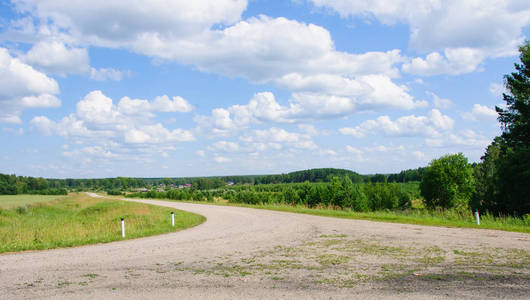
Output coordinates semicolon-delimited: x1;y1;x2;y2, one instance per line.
477;41;530;217
471;138;502;212
496;42;530;148
420;153;475;210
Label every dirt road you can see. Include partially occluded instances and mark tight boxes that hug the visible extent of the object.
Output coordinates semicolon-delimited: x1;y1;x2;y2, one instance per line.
1;198;529;299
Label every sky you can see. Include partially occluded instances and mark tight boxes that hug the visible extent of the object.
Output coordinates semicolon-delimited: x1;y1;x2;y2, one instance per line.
0;0;529;179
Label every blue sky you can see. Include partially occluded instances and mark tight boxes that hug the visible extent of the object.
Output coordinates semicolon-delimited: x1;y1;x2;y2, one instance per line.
0;0;529;178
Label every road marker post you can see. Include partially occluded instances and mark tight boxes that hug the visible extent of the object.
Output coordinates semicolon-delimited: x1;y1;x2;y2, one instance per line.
171;212;175;227
475;210;480;225
121;218;125;237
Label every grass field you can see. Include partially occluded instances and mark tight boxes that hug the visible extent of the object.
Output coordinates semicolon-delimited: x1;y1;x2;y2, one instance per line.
0;193;205;253
0;194;68;209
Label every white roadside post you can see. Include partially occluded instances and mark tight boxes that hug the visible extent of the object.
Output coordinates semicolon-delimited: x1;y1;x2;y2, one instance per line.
171;212;175;227
475;210;480;225
121;218;125;237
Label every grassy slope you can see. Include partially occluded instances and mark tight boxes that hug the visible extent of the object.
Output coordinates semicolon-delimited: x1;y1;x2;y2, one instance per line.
0;194;67;209
0;193;205;253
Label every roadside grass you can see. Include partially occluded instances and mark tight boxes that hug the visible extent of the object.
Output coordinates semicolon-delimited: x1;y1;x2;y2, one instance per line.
0;193;205;253
0;194;67;209
120;195;529;233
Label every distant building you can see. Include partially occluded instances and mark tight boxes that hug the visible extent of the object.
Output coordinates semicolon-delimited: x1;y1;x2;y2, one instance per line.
226;181;234;186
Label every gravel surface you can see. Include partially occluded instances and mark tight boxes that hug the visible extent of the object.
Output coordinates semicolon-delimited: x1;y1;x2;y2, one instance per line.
1;196;529;299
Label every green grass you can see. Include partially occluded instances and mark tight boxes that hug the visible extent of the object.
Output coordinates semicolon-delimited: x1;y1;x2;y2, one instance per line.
122;196;529;233
0;193;205;253
0;194;67;209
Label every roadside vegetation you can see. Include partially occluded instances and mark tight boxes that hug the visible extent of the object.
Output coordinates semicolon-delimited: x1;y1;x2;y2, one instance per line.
0;193;205;253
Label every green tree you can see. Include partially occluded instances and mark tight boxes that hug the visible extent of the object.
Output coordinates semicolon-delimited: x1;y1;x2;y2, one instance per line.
496;42;530;148
474;42;530;217
420;153;475;210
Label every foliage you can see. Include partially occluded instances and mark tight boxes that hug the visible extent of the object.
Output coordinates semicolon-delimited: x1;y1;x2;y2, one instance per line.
107;190;122;195
387;167;426;183
129;178;415;212
496;42;530;148
473;42;530;217
420;153;475;210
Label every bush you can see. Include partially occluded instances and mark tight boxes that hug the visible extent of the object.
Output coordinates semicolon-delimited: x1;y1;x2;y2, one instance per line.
420;153;475;211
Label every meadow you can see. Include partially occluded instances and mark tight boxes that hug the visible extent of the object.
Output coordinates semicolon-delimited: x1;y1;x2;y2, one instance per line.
0;193;205;253
0;194;67;209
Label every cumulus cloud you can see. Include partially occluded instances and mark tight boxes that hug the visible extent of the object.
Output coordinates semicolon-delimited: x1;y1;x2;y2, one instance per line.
312;0;530;75
195;82;421;136
428;91;453;109
0;48;60;123
426;129;490;149
22;40;90;75
7;2;415;112
152;95;193;113
462;104;498;121
402;48;484;76
31;90;194;145
339;109;453;138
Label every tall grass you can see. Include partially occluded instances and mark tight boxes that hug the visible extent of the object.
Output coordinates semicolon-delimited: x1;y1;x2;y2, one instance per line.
0;194;67;209
0;193;205;253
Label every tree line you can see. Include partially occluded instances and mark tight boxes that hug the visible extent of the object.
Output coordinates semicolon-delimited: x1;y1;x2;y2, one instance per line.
0;174;67;195
127;179;415;212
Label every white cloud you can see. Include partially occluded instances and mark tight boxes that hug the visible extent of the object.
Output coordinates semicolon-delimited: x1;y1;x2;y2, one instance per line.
22;40;89;75
462;104;498;121
312;0;530;75
195;79;421;135
196;150;206;157
0;48;60;123
428;91;453;109
152;95;193;113
124;124;194;144
63;146;117;159
90;67;123;81
31;90;194;146
236;127;317;152
402;48;484;76
489;82;507;97
339;109;453;138
7;4;416;113
214;156;232;163
209;141;240;152
297;124;319;136
21;94;61;108
429;108;454;130
426;129;490;149
312;0;530;53
12;0;248;46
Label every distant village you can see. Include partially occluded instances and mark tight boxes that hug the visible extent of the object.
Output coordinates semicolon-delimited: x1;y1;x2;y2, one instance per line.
135;180;234;193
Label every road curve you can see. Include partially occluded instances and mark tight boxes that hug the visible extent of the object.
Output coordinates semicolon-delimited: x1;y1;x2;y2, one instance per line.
1;197;529;299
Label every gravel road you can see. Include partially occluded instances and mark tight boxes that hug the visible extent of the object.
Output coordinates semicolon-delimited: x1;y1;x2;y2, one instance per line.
1;197;529;299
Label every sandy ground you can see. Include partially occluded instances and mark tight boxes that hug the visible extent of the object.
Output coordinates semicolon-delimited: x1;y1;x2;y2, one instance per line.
1;196;529;299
